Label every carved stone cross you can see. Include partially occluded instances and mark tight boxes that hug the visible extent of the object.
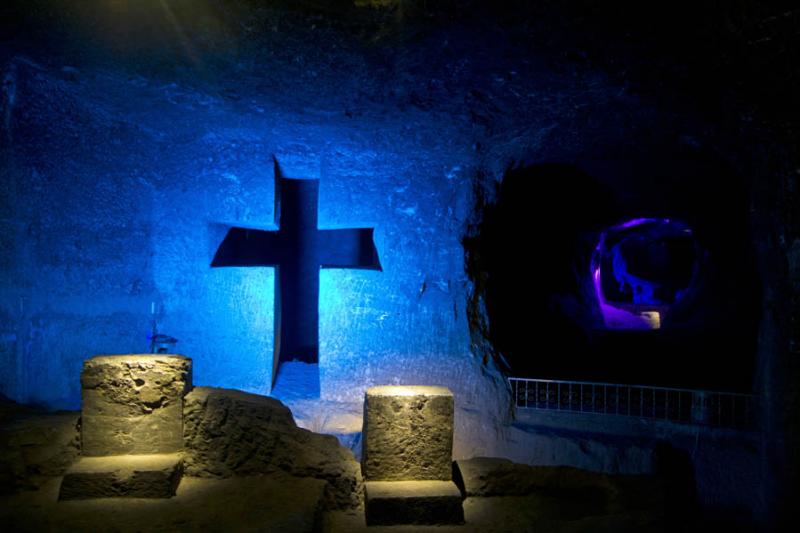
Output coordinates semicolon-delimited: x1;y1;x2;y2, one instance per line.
212;158;381;387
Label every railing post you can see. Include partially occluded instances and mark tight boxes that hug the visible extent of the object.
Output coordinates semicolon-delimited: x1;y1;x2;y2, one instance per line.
514;379;518;407
557;383;561;410
691;391;709;424
627;387;631;416
524;380;529;409
639;387;643;417
568;383;572;411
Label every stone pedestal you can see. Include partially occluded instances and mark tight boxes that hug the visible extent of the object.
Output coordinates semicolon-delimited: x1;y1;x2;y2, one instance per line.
362;385;454;481
59;454;183;500
60;354;192;500
361;386;463;525
364;480;464;525
80;355;192;456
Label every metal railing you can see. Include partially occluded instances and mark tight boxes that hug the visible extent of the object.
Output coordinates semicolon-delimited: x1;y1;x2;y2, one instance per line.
509;377;757;430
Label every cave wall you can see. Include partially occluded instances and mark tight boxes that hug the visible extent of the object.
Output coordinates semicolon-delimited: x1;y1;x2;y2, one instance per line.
0;56;488;409
464;149;761;391
0;33;710;411
0;1;798;524
0;2;519;426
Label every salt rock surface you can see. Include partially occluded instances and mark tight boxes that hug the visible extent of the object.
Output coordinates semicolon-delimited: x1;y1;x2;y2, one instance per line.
182;386;362;509
59;454;183;500
362;385;454;481
457;457;618;497
456;456;665;516
0;400;79;493
81;355;192;456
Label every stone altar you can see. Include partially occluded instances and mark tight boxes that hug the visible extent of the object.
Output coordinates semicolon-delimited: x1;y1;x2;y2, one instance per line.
59;355;192;500
361;385;464;525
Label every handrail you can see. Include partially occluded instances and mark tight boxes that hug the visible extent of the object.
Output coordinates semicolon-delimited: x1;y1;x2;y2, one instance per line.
508;376;757;430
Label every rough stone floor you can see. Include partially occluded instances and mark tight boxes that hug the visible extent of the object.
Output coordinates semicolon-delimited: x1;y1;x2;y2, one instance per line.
2;476;663;533
0;393;668;531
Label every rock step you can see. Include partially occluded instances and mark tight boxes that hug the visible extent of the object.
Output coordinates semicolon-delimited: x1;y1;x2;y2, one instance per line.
364;480;464;526
59;453;183;500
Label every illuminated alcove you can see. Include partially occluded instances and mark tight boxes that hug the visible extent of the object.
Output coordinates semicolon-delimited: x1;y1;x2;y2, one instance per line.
592;217;700;331
465;159;761;391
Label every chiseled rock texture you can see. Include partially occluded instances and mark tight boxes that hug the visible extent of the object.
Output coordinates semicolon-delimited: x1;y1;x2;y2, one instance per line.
4;475;329;533
364;480;465;526
81;355;192;456
59;453;183;500
456;457;621;497
455;456;665;517
362;386;454;481
0;399;79;493
183;387;361;509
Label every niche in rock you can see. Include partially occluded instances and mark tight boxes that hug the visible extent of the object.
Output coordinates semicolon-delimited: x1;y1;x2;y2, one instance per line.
466;160;760;391
592;217;700;330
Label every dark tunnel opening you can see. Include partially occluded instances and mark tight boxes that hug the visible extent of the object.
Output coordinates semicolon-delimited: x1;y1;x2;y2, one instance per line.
466;159;761;392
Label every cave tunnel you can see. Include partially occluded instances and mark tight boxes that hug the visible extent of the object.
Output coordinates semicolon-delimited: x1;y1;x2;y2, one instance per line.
468;148;761;392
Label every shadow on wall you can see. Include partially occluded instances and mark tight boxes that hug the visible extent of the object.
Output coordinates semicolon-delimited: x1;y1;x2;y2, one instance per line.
464;160;760;392
655;440;699;528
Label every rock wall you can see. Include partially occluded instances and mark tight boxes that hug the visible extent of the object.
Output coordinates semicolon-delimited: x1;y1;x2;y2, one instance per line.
0;399;79;493
0;4;510;441
0;2;797;525
183;386;362;509
505;409;762;526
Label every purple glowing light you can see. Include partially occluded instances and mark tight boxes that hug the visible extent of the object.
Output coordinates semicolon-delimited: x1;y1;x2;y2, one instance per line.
592;217;696;330
615;217;659;230
593;265;662;330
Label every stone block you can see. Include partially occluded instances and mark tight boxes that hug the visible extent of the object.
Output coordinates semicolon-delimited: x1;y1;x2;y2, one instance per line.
364;480;464;525
80;355;192;456
182;387;362;510
455;457;618;499
59;453;183;499
81;405;184;456
362;385;454;481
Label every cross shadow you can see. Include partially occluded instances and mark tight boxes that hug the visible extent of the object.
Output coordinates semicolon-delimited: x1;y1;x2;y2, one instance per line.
210;157;381;398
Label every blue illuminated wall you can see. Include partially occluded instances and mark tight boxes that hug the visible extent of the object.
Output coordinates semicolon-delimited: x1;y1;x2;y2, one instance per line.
0;0;765;416
1;1;793;527
0;58;487;409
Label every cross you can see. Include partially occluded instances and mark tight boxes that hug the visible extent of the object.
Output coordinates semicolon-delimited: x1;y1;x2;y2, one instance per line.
211;158;382;388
